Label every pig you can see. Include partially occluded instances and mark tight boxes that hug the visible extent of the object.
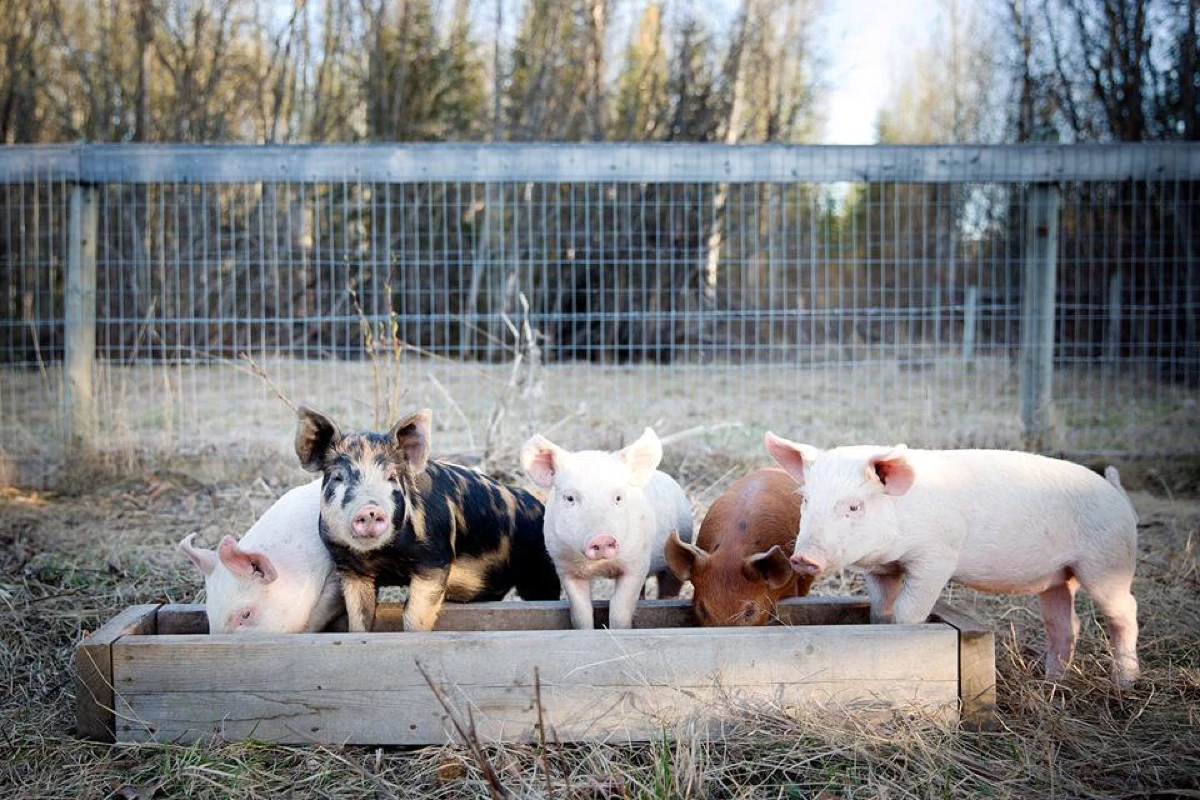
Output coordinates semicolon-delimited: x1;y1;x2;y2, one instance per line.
178;479;344;634
519;428;695;630
764;433;1140;684
664;467;814;626
295;406;561;633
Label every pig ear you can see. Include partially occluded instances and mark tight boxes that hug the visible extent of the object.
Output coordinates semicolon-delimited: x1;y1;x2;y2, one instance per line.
217;536;279;583
764;432;819;487
743;545;795;590
520;434;563;488
868;445;915;496
390;409;432;472
178;533;218;577
664;529;708;582
617;427;663;487
296;406;342;472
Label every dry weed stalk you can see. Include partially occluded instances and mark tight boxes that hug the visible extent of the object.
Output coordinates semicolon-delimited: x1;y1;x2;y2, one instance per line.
416;661;512;800
480;293;542;472
236;352;298;414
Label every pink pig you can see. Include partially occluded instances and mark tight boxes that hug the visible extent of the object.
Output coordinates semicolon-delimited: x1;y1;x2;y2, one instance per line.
765;434;1140;684
520;428;694;630
179;479;343;634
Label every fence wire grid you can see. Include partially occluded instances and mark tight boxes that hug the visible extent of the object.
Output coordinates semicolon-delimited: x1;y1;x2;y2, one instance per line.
1;144;1197;483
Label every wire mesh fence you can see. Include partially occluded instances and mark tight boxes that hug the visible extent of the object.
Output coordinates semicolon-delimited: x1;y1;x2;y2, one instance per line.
1;144;1197;483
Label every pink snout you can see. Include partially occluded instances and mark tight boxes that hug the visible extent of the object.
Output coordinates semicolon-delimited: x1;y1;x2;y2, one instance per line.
352;505;391;539
790;552;824;576
584;534;619;561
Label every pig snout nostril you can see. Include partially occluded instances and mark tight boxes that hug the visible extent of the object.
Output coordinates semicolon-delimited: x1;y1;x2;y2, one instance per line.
584;534;619;560
351;505;390;538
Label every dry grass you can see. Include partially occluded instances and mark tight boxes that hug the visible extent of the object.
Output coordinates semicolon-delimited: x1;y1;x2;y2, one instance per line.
1;442;1198;799
5;355;1200;490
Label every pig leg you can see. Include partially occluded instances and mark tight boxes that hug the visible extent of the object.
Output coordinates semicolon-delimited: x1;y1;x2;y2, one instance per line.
403;568;450;632
307;573;348;632
864;572;903;624
655;568;684;600
1038;578;1080;680
890;563;956;625
1081;575;1140;685
562;574;595;630
341;572;378;633
608;569;648;629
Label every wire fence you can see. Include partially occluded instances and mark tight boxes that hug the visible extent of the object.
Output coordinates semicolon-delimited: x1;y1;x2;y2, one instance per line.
1;144;1197;483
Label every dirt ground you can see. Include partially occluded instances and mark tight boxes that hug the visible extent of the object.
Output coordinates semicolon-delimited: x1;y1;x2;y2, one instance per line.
1;449;1198;798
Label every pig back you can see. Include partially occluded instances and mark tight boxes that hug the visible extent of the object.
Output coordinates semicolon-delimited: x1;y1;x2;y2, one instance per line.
897;449;1138;581
239;478;332;575
642;470;694;573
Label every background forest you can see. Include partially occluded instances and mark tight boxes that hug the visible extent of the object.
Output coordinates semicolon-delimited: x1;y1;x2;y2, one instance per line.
0;1;1197;371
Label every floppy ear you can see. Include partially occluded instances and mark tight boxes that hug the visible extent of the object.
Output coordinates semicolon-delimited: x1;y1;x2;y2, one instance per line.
868;445;914;496
520;434;565;488
764;433;819;487
295;406;342;472
617;427;663;487
178;533;218;577
664;529;708;582
743;545;795;590
217;536;279;583
390;409;432;472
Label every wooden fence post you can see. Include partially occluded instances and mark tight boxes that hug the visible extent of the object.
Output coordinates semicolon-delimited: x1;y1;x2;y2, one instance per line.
65;182;99;448
962;285;978;364
1019;157;1060;451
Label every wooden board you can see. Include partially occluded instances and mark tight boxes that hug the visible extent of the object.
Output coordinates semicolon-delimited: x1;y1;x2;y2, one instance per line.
153;596;872;635
73;604;158;740
111;623;958;745
931;601;998;730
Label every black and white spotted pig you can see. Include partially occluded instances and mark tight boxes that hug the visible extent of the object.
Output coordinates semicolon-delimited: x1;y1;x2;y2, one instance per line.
295;406;561;632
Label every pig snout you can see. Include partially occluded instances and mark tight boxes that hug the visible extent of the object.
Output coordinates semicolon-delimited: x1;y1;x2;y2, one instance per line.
584;534;619;561
790;552;824;576
351;505;391;539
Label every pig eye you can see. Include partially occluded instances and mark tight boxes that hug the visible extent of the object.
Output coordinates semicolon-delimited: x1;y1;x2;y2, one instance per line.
385;470;400;485
613;492;623;506
562;492;577;505
848;501;862;513
329;472;344;484
239;609;253;623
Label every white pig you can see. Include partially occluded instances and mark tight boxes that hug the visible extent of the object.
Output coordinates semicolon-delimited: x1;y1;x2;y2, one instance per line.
764;434;1140;684
520;428;695;630
178;479;344;634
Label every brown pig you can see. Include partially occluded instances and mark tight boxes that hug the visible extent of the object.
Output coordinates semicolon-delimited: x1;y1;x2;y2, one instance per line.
665;467;813;626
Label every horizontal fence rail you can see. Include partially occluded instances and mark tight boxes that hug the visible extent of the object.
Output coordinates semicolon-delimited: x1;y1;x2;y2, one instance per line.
1;143;1199;184
1;143;1197;484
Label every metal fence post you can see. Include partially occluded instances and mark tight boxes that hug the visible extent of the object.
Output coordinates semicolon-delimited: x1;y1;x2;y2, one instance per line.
1019;147;1060;451
66;181;99;448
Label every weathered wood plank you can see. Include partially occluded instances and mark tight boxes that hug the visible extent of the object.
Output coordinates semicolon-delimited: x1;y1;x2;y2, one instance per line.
113;624;958;744
115;624;952;693
155;596;871;634
931;601;998;730
3;144;1198;185
119;680;958;745
156;604;207;634
73;604;159;741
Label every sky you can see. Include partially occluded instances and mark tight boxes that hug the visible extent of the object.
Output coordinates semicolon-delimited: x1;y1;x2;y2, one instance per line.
817;0;943;144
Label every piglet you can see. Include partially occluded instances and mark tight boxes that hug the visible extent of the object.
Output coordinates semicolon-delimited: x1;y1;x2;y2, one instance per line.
179;479;344;634
520;428;695;630
665;467;813;626
765;434;1140;684
296;407;561;632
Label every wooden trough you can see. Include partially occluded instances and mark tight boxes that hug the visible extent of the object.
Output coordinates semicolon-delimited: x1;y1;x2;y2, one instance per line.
75;597;996;745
